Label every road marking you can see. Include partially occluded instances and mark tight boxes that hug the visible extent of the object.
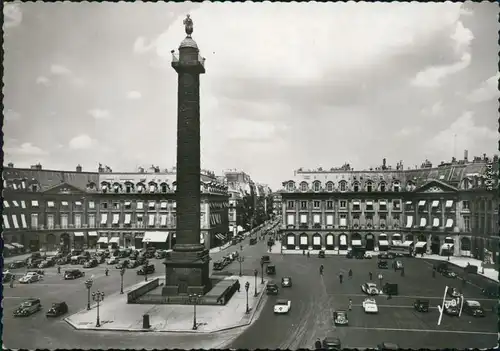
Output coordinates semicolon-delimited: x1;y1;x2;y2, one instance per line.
347;326;497;335
352;304;438;309
329;293;496;302
2;296;27;299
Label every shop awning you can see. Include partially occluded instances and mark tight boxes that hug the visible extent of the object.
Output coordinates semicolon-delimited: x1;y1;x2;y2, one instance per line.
405;201;412;205
379;240;389;246
160;214;167;226
401;241;414;247
61;201;68;206
124;201;131;206
160;201;168;209
431;218;439;228
445;200;453;208
3;215;10;229
405;216;413;228
441;243;453;251
446;219;454;228
392;233;401;239
353;201;360;206
351;239;362;246
379;200;387;206
75;201;82;206
418;200;426;207
88;231;98;236
97;237;109;244
112;214;120;225
432;200;439;208
124;214;131;225
74;232;84;237
419;218;427;227
100;213;108;225
415;241;427;248
5;244;15;250
11;215;19;229
142;231;169;243
31;200;39;207
11;243;23;248
366;201;373;206
109;237;120;244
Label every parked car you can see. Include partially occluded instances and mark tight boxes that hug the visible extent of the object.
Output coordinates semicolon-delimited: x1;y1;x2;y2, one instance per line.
46;301;68;317
361;282;379;295
13;298;42;317
321;336;342;350
19;272;43;284
27;269;45;276
155;250;169;259
414;299;430;312
128;260;140;269
318;250;326;258
94;255;106;264
56;257;68;265
273;299;291;314
377;342;400;350
266;283;279;295
393;260;404;270
378;260;389;269
3;271;14;284
346;251;354;259
443;302;460;316
27;259;43;269
281;277;292;287
261;255;271;263
463;300;485;317
9;260;26;269
213;261;225;271
64;269;85;280
333;310;348;325
266;265;276;275
378;253;389;259
362;298;379;313
83;259;98;268
137;264;155;275
363;252;373;259
144;251;155;259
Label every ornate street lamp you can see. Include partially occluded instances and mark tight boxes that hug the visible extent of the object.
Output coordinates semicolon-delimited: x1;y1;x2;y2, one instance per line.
120;267;126;294
245;281;250;314
253;269;258;296
236;256;244;277
84;279;93;310
92;290;105;327
188;293;200;330
260;258;265;284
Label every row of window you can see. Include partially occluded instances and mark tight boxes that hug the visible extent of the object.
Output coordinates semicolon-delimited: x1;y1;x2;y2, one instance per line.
286;199;465;210
3;212;224;230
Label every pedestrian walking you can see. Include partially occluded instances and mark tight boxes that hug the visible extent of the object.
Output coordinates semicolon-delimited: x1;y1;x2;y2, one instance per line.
339;273;343;284
348;299;352;311
348;269;353;279
10;275;15;288
57;266;61;274
369;271;373;280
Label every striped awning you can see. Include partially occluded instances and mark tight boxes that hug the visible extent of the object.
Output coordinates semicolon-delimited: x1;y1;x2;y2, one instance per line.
415;241;427;248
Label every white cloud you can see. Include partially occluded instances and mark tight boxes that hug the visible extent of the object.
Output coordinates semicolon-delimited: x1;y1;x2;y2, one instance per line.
69;134;94;150
459;7;474;17
396;126;422;138
421;101;444;116
88;109;111;120
467;72;499;103
4;109;21;121
50;64;72;75
36;76;51;86
5;142;48;156
3;3;22;29
226;119;277;141
411;52;471;88
133;37;156;54
127;91;142;99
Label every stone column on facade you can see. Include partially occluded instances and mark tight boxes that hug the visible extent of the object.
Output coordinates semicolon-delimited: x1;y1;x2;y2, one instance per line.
295;204;299;250
426;233;432;255
454;200;460;256
321;200;326;250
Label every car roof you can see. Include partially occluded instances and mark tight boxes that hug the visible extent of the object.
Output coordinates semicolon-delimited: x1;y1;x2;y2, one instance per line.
276;299;289;304
282;277;291;280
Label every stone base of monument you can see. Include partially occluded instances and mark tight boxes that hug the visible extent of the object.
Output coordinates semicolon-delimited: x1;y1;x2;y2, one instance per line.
162;250;212;296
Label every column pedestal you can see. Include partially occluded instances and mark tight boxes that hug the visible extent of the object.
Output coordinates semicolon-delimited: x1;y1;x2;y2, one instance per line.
162;250;211;296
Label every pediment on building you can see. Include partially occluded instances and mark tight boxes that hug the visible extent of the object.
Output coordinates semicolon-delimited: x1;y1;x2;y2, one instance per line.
414;180;458;193
42;182;86;195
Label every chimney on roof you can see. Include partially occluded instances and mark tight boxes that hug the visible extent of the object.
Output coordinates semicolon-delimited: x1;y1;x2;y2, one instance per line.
7;162;14;168
464;150;468;162
76;164;82;172
30;163;42;170
382;158;387;170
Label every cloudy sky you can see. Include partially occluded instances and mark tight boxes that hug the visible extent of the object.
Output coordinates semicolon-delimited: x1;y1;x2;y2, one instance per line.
3;2;498;189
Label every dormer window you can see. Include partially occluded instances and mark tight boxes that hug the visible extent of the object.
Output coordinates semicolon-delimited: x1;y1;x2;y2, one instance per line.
87;182;96;191
300;182;308;192
380;182;386;192
339;181;347;192
149;183;157;193
393;182;400;192
113;183;121;193
463;178;470;190
30;184;38;192
101;182;109;193
125;182;133;194
137;183;144;193
286;181;295;192
366;181;373;193
326;182;334;192
313;181;321;192
353;182;359;192
161;183;168;193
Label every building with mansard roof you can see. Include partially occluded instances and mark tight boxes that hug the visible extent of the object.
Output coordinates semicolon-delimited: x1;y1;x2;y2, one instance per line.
278;153;498;263
2;163;229;255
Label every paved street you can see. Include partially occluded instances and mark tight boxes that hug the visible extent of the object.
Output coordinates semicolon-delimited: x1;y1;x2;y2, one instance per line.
2;232;268;349
229;253;497;349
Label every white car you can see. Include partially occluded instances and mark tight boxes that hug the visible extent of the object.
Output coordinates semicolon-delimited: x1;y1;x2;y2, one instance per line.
107;257;119;265
274;299;291;314
362;298;379;313
364;252;373;259
18;272;42;284
361;282;379;295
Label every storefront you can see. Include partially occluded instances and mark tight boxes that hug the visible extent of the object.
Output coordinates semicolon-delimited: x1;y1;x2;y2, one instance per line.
134;232;145;249
286;234;296;250
74;232;84;250
97;235;109;250
142;231;169;251
109;236;120;250
378;234;389;251
325;234;334;250
87;231;98;249
312;233;322;250
339;234;348;251
415;240;427;254
299;233;309;250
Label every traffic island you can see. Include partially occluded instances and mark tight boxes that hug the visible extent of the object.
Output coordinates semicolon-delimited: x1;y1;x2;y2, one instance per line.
64;275;268;333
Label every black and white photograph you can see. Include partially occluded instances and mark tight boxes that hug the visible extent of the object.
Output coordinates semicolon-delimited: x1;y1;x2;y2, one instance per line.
3;2;498;349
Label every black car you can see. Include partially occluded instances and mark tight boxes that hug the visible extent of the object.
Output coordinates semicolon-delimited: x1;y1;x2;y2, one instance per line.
128;260;140;269
463;300;485;317
318;250;326;258
443;304;460;316
333;310;349;326
414;299;429;312
266;265;276;275
64;269;85;280
436;262;449;273
137;264;155;275
46;301;68;317
378;253;388;259
83;259;98;268
322;336;342;350
482;285;499;298
9;260;26;269
213;261;225;271
13;298;42;317
377;342;400;350
441;270;457;278
3;272;14;284
266;283;279;295
346;251;354;259
378;260;389;269
261;255;271;264
281;277;292;287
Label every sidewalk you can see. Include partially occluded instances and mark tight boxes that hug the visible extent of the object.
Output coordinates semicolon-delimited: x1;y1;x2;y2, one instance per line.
415;254;499;282
273;242;353;256
209;242;232;254
65;275;268;333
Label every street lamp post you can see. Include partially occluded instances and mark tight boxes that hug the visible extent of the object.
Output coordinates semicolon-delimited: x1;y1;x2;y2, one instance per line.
188;293;200;330
447;244;451;261
253;269;258;297
120;267;125;294
84;279;93;310
260;259;265;284
237;256;244;277
144;259;149;281
91;290;105;327
245;281;250;314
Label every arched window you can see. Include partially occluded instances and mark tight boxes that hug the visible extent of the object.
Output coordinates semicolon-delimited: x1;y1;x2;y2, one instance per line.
380;182;386;192
339;181;347;192
136;182;145;193
353;181;359;192
406;181;414;191
125;182;134;194
160;182;169;193
287;181;295;192
113;182;121;193
313;181;321;192
366;181;373;193
101;182;109;193
393;181;400;192
326;181;334;192
300;182;308;192
148;182;157;193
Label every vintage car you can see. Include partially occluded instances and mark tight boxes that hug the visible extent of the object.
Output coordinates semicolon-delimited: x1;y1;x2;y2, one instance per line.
19;272;43;284
333;310;349;325
378;253;389;259
281;277;292;287
318;250;326;258
213;261;225;271
13;298;42;317
363;252;373;259
137;264;155;275
107;256;120;265
346;251;354;259
155;250;169;259
261;255;271;264
273;299;291;314
447;287;461;298
463;300;485;317
362;298;379;313
443;303;460;316
266;265;276;275
361;282;379;295
441;270;457;278
378;260;389;269
377;342;400;350
27;259;43;269
64;269;85;280
128;260;140;269
83;259;98;269
414;299;430;312
266;283;279;295
8;260;26;269
56;257;68;265
46;301;68;317
393;260;404;270
321;336;342;350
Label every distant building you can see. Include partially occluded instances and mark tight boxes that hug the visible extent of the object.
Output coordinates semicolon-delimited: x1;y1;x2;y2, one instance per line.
2;164;229;255
278;154;498;262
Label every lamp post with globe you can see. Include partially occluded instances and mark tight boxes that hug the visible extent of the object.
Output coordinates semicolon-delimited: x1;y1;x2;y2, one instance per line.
84;279;93;310
92;290;105;327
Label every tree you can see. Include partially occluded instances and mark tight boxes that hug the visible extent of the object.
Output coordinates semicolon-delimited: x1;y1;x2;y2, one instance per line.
237;193;254;231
